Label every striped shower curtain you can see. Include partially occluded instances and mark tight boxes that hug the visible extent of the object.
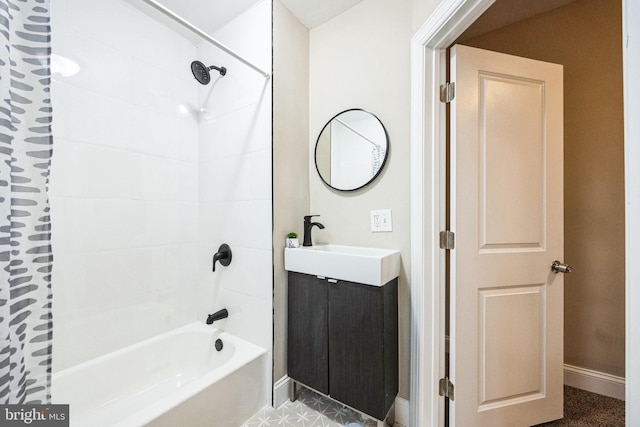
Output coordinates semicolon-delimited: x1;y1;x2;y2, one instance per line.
0;0;54;404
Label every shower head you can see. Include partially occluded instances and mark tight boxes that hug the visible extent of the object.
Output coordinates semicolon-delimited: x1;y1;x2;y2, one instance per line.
191;60;227;85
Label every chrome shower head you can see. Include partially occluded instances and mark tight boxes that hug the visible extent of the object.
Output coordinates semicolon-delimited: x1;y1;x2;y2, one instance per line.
191;60;227;85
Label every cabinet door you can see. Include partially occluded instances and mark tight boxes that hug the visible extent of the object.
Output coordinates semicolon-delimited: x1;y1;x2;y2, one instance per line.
329;280;386;420
287;272;329;394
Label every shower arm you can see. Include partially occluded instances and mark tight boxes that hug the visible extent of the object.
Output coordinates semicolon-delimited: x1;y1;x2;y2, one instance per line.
139;0;271;80
208;65;225;75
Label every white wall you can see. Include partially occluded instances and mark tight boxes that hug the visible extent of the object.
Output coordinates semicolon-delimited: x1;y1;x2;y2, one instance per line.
196;0;273;355
50;0;272;381
50;0;200;371
309;0;412;399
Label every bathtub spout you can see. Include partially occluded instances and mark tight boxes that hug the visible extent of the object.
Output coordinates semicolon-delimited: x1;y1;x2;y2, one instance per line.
207;308;228;325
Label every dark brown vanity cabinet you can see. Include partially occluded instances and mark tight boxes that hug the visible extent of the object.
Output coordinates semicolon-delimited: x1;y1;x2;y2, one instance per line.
287;272;329;395
287;271;398;421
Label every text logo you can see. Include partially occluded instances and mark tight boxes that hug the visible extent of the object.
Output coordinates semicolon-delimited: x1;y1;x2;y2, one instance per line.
1;405;69;426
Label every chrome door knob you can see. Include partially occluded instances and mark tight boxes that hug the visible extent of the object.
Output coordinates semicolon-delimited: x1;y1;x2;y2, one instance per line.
551;260;572;274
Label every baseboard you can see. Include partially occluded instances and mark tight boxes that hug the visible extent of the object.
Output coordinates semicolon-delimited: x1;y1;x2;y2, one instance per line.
394;397;410;427
564;363;625;401
274;375;290;408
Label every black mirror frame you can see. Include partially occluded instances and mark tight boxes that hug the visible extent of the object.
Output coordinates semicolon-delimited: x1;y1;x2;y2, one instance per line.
314;108;390;192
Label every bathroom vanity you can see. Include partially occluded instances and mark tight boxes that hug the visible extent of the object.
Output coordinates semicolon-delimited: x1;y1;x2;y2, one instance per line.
285;245;400;422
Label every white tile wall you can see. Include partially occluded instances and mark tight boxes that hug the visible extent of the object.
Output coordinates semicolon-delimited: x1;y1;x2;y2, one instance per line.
196;0;273;355
50;0;272;375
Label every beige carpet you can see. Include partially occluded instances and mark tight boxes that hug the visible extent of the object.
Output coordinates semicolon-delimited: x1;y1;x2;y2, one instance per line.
533;386;625;427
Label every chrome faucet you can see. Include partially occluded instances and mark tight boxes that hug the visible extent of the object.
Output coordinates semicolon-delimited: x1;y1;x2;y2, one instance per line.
303;215;325;246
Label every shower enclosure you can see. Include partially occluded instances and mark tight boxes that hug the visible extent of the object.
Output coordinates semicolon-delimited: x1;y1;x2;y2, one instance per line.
49;0;273;414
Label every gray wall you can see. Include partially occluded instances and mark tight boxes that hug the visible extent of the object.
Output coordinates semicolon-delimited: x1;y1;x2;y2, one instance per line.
273;0;311;384
273;0;413;400
308;0;413;398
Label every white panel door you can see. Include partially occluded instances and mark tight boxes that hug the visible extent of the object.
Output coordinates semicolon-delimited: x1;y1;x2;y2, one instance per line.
450;44;565;427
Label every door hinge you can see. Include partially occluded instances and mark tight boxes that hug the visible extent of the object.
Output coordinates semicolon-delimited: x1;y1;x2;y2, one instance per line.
439;377;455;400
440;230;455;250
440;82;455;103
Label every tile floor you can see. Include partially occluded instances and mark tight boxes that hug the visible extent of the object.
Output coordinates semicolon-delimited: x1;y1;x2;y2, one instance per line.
241;388;384;427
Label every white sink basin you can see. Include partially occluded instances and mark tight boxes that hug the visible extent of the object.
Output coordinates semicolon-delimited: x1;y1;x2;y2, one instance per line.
284;244;401;286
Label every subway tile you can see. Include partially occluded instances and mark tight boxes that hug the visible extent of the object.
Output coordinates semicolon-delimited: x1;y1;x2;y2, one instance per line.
52;250;137;315
198;200;271;250
198;201;233;246
199;155;252;202
214;288;272;351
131;155;198;202
58;296;184;369
60;198;140;252
249;149;273;201
146;108;199;161
211;0;272;73
64;86;146;150
199;100;271;161
51;25;132;101
135;200;199;247
48;139;77;198
196;64;268;118
234;200;273;250
50;0;68;27
128;57;198;115
51;82;69;140
118;3;197;78
149;245;197;292
199;149;271;202
85;149;134;199
65;0;196;78
217;247;272;300
51;0;273;372
49;196;68;254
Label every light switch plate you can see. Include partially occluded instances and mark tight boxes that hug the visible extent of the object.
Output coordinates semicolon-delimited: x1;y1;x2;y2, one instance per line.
371;209;392;232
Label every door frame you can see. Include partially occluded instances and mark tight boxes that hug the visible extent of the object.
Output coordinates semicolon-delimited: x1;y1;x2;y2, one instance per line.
409;0;640;426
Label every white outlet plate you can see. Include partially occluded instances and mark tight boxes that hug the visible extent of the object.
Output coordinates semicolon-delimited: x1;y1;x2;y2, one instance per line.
371;209;392;232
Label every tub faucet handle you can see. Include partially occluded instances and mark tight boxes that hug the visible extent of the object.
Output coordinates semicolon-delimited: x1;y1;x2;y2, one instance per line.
212;243;232;272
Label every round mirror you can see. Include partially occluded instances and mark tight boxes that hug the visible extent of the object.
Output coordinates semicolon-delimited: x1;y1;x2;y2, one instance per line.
314;109;389;191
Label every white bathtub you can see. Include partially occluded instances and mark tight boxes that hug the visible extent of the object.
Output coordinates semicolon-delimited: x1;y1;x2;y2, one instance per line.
52;322;268;427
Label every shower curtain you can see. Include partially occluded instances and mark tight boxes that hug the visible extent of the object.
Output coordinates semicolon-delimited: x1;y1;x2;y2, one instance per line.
0;0;54;404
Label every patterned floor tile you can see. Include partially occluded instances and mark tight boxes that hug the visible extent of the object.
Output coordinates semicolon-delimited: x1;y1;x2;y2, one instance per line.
241;388;380;427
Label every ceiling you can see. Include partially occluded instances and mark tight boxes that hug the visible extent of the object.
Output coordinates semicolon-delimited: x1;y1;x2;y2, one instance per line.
279;0;365;28
126;0;260;37
129;0;364;35
277;0;581;33
130;0;582;42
